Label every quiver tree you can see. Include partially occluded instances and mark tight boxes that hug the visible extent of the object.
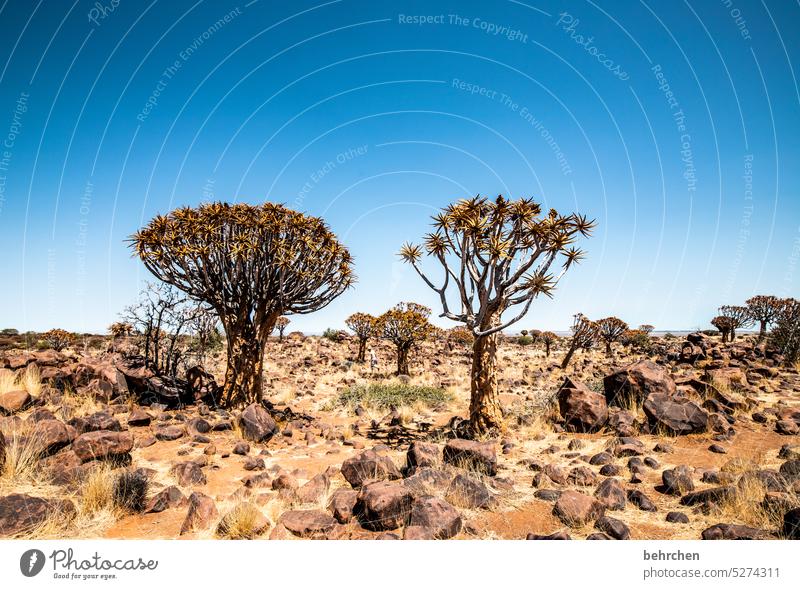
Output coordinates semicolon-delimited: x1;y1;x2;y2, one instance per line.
400;195;594;434
43;329;74;351
770;298;800;364
711;315;735;343
638;324;655;334
540;331;557;356
561;313;599;369
597;317;629;357
132;202;354;406
345;312;376;363
746;295;783;341
446;326;474;351
377;303;434;375
718;305;753;341
274;317;290;342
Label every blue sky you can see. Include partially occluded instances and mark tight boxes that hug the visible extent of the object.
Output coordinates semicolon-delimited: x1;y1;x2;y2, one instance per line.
0;0;798;334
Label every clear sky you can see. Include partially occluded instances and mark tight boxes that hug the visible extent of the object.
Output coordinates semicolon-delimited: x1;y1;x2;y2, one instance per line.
0;0;798;334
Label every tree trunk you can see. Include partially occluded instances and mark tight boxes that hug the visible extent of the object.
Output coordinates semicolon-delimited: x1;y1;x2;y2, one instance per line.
545;342;551;357
222;331;265;407
357;338;367;363
759;321;767;341
604;341;612;356
561;343;579;369
730;329;736;341
468;325;503;435
396;344;410;375
278;329;284;342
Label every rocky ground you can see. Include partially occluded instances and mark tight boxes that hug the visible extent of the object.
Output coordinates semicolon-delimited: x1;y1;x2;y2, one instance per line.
1;332;799;541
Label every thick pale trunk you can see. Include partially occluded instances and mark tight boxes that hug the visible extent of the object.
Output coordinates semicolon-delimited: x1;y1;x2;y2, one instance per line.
396;344;410;375
544;342;551;357
730;329;737;342
469;326;503;435
222;334;264;407
758;321;767;341
604;341;612;357
357;338;367;363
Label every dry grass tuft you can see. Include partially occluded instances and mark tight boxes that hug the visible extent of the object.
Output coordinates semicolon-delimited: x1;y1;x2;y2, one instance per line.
216;501;268;539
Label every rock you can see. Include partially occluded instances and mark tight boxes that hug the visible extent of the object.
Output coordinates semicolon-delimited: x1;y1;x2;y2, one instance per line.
341;450;402;488
607;410;637;436
557;377;608;432
589;452;613;466
643;394;708;435
145;486;185;513
0;390;32;414
296;473;330;504
279;510;337;539
187;417;211;434
600;464;622;477
701;523;769;540
29;419;73;456
666;511;689;523
553;490;605;527
180;492;218;535
171;462;207;486
232;441;250;456
526;531;571;540
407;495;462;539
586;532;611;540
779;445;800;461
594;478;627;511
662;466;694;496
328;488;358;523
406;441;441;471
776;420;800;435
127;408;152;427
779;460;800;483
72;431;133;463
568;466;597;486
783;508;800;540
604;360;676;407
356;481;415;531
238;403;277;442
243;457;265;471
72;411;121;433
443;439;497;476
272;473;299;491
679;486;737;506
543;464;568;485
155;425;185;441
595;515;630;539
446;473;495;509
627;489;657;512
0;494;75;537
708;444;727;454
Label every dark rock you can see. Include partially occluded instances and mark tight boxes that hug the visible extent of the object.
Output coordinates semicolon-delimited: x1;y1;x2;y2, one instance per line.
680;486;737;506
296;473;330;504
526;531;571;540
406;441;442;471
446;473;495;509
783;508;800;540
643;393;708;435
666;511;689;523
180;492;218;534
407;495;462;539
595;515;630;539
341;450;402;488
662;465;694;496
171;462;207;486
238;403;277;442
328;488;358;523
553;490;605;527
356;481;415;531
145;486;185;513
443;439;497;476
127;408;152;427
604;360;676;407
72;431;133;463
279;510;337;539
701;523;769;540
599;464;622;477
557;377;608;432
0;494;75;537
155;425;185;441
594;478;627;510
627;489;657;512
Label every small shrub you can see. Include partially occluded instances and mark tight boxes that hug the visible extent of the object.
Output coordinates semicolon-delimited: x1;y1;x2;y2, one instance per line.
216;502;266;539
322;328;342;342
113;470;149;513
517;335;533;346
335;383;452;410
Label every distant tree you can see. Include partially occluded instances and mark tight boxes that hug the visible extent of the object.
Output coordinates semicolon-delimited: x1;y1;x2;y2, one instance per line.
561;314;599;369
520;329;529;337
718;305;753;341
1;328;19;336
345;313;376;363
108;322;133;338
377;302;434;376
621;328;652;353
770;298;800;364
540;331;557;357
132;202;354;406
400;195;594;435
446;326;474;351
322;328;343;342
597;317;629;357
711;315;735;343
638;324;655;334
746;295;783;341
274;317;291;342
43;328;74;352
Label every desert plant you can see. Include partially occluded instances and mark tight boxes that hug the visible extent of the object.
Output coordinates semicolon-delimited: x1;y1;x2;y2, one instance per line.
132;202;354;406
597;316;629;357
711;315;735;343
638;324;655;334
345;313;376;362
400;195;594;434
718;305;754;341
322;328;343;342
620;328;652;353
561;313;599;369
335;382;452;409
746;295;784;341
42;329;74;351
540;331;557;356
446;326;474;350
273;317;290;342
112;470;149;513
517;335;534;346
376;303;434;375
770;298;800;364
108;322;133;338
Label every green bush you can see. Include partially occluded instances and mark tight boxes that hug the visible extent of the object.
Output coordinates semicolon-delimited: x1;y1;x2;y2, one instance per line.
334;383;452;409
517;335;534;346
322;328;342;342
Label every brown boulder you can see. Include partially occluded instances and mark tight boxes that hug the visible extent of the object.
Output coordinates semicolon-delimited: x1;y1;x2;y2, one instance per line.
238;403;277;443
643;393;708;435
0;493;75;537
557;377;608;432
171;462;207;486
443;439;497;476
406;441;442;471
72;431;133;462
180;492;218;535
553;490;605;527
356;481;415;531
0;390;32;414
29;419;73;456
603;360;676;407
407;495;462;539
341;449;402;488
328;488;358;523
279;510;337;539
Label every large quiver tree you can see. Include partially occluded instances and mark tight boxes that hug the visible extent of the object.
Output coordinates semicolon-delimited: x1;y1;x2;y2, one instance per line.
377;303;434;375
746;295;783;341
132;202;354;406
345;312;376;363
400;195;594;435
597;316;628;357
